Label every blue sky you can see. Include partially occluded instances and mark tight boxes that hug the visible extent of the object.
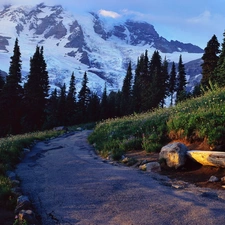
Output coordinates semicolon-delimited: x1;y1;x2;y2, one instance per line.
1;0;225;48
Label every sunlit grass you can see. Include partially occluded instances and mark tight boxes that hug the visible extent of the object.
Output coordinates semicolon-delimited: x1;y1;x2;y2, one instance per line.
88;87;225;159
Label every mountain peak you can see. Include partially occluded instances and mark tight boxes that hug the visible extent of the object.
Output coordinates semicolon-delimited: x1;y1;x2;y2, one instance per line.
0;4;203;94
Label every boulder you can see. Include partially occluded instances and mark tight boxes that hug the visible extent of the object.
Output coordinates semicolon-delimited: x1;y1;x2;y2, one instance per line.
146;162;161;172
159;142;188;169
18;210;37;224
187;150;225;168
208;176;219;182
15;195;31;214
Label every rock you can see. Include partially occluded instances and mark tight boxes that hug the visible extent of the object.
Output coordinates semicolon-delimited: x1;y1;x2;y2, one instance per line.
146;162;161;172
15;195;31;214
53;126;68;131
187;150;225;167
122;157;129;163
208;176;220;182
139;164;147;171
221;176;225;183
18;210;37;224
159;142;188;169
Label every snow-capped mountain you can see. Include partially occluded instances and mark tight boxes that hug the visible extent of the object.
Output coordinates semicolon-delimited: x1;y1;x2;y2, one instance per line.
0;3;203;94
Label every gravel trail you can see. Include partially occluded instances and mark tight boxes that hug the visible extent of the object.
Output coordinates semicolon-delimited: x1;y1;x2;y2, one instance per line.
16;130;225;225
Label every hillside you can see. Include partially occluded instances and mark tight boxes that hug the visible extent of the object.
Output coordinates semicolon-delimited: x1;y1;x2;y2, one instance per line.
88;86;225;159
0;3;203;93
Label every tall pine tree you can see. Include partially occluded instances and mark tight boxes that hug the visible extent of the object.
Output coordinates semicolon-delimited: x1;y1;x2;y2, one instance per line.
66;72;77;125
23;46;49;131
214;31;225;87
0;38;23;135
168;62;176;106
77;72;90;122
176;55;187;103
201;35;220;88
121;61;133;116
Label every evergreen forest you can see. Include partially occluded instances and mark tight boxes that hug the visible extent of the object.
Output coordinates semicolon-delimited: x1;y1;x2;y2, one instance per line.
0;31;224;137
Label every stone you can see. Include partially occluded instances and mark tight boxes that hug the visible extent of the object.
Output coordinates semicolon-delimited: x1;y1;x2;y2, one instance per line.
18;210;37;224
146;162;161;172
208;176;219;182
221;176;225;183
159;142;188;169
187;150;225;167
139;164;147;171
53;126;68;131
15;195;31;214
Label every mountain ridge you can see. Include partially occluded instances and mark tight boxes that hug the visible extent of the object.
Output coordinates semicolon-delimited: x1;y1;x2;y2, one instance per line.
0;3;203;94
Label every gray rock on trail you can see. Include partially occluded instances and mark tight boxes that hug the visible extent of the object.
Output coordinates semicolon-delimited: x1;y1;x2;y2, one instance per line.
159;142;188;169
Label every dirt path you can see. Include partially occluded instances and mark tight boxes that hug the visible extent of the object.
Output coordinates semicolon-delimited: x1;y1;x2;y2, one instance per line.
16;130;225;225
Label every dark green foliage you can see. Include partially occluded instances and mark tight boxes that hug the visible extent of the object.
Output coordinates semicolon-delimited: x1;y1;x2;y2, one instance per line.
87;92;100;122
168;62;177;105
66;72;77;125
77;72;91;122
176;55;187;103
121;61;133;116
0;71;5;93
0;38;23;135
100;83;108;119
22;46;49;132
57;83;67;125
201;34;220;88
213;31;225;87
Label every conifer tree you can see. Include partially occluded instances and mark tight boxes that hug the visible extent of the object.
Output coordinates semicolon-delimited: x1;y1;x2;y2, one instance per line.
133;57;142;113
66;72;77;125
23;46;49;131
100;83;108;119
87;92;100;122
77;72;90;122
57;83;67;125
147;50;162;109
121;61;133;115
0;38;23;135
44;88;59;129
0;71;5;93
160;57;169;107
176;55;187;103
214;31;225;87
168;62;176;106
201;35;220;88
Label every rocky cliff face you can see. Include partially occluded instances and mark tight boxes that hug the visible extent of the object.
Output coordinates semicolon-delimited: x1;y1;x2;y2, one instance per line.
0;3;203;94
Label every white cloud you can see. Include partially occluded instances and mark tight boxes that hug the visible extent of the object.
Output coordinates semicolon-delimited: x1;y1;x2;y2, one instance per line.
98;9;121;19
187;10;211;24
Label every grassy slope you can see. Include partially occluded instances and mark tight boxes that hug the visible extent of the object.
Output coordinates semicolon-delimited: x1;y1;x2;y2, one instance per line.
88;87;225;159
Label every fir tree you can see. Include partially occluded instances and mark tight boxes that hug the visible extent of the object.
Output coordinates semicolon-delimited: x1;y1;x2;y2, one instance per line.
44;88;59;129
100;83;108;119
57;83;67;125
201;35;220;88
168;62;176;106
147;50;162;110
176;55;187;103
87;92;100;122
160;57;169;107
23;46;49;131
214;31;225;87
66;72;77;125
0;71;5;93
77;72;90;122
132;57;142;113
121;61;133;115
0;38;23;135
